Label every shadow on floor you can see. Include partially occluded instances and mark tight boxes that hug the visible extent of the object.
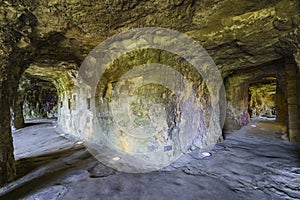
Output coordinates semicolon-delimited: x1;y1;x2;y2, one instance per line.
0;145;92;200
15;145;85;179
24;118;58;128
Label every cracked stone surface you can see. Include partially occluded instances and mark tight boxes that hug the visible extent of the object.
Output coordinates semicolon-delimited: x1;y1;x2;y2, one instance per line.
0;119;299;200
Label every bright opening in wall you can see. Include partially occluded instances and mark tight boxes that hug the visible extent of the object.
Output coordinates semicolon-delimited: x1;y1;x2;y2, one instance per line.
248;77;277;121
21;76;58;120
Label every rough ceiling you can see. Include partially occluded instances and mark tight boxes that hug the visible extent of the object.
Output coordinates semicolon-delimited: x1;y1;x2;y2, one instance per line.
0;0;299;76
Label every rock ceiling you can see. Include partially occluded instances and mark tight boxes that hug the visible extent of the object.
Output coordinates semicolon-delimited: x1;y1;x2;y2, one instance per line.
0;0;299;76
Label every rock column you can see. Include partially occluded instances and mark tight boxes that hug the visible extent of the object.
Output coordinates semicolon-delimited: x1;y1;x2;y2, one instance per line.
285;58;300;142
275;82;287;123
0;38;16;186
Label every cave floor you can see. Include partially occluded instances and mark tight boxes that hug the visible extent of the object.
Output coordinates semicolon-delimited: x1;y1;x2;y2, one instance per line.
0;120;299;200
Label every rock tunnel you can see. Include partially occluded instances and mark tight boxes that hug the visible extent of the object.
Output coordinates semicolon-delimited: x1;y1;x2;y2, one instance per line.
0;0;300;197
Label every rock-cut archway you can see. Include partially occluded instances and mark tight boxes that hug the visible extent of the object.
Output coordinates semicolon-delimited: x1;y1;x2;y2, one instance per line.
11;74;58;130
224;59;291;139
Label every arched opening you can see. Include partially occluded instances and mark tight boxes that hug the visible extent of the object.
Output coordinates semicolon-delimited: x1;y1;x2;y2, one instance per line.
14;63;78;133
245;76;289;139
11;72;60;130
21;76;58;121
248;77;277;121
224;59;288;136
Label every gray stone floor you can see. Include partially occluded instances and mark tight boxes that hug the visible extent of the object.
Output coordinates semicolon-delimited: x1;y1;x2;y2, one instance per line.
0;119;299;200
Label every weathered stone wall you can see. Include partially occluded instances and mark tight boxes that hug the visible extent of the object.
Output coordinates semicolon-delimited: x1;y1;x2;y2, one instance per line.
275;81;288;123
23;64;77;133
285;58;300;142
19;76;58;119
0;0;300;184
0;38;16;186
224;60;287;131
61;46;225;171
11;88;25;129
224;78;248;130
63;48;222;168
0;2;37;185
248;81;276;118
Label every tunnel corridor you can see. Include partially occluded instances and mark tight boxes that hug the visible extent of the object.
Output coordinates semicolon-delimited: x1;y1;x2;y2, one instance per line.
248;78;277;120
0;0;300;199
0;50;298;199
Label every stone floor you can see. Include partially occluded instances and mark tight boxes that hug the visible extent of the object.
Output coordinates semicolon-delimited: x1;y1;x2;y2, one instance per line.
0;119;299;200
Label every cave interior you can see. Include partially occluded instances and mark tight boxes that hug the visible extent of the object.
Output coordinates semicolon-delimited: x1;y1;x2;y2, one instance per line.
0;0;300;199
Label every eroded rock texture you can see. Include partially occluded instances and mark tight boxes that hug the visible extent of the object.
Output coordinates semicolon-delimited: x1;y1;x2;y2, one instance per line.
20;75;58;119
248;80;277;118
0;0;300;185
224;60;287;130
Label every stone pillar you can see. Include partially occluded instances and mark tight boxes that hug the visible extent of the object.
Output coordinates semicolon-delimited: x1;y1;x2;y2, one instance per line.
224;77;248;131
285;59;300;142
294;52;300;72
0;44;16;186
275;82;287;123
12;89;25;129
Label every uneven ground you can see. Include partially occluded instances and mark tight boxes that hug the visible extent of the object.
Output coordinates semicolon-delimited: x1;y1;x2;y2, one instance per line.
0;119;299;200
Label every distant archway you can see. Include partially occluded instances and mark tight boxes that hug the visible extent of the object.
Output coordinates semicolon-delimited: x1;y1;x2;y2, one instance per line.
224;59;288;133
21;76;58;120
248;77;277;121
